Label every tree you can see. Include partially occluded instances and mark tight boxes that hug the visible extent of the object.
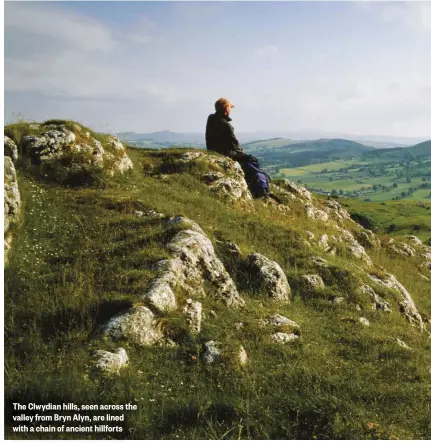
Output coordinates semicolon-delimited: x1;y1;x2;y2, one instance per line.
392;183;398;188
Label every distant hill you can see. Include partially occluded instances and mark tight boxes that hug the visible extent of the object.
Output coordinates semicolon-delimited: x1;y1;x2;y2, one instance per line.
251;138;375;168
362;140;431;161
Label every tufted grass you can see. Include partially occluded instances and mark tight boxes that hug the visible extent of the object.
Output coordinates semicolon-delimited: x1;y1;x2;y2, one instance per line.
4;145;431;439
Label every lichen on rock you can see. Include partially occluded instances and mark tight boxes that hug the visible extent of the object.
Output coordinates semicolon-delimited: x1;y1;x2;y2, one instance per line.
248;253;291;303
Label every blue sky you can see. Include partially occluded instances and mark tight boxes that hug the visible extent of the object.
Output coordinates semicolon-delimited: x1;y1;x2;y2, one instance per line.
4;1;431;137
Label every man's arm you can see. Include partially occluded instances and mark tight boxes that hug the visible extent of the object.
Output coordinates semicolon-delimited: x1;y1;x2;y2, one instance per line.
224;121;255;163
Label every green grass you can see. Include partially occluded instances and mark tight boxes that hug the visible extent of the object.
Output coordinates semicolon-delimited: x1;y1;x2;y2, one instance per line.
341;198;431;242
4;144;431;440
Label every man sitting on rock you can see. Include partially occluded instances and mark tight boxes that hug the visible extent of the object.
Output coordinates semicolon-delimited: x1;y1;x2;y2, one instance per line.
206;98;279;201
205;98;257;165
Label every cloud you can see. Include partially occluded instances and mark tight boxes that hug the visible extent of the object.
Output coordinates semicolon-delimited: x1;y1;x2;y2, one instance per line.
4;3;179;105
254;45;280;57
5;2;117;53
361;1;431;33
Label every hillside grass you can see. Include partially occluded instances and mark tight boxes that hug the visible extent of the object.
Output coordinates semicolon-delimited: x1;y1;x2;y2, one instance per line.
4;146;431;439
341;198;431;242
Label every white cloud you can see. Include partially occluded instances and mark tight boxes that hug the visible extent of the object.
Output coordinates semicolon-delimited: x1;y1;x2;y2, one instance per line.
5;2;117;52
254;45;280;57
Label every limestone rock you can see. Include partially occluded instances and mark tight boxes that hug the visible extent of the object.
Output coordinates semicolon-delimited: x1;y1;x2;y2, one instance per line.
248;253;291;303
359;284;391;312
141;276;177;313
183;299;202;333
166;215;205;236
92;348;129;374
301;274;325;290
238;345;248;366
405;235;422;246
176;152;251;201
102;306;165;346
277;179;312;201
310;256;329;267
208;177;251;201
305;203;330;222
359;317;370;327
323;199;351;222
21;126;133;182
4;156;21;234
148;225;244;309
271;332;300;344
4;136;18;162
305;231;315;241
106;135;125;151
266;314;299;329
396;338;411;350
203;340;222;364
369;272;424;329
387;241;416;258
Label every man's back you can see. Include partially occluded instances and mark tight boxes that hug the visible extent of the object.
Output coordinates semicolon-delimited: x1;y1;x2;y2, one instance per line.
205;111;248;162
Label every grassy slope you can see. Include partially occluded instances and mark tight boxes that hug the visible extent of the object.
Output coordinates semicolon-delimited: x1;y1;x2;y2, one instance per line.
341;198;431;242
4;146;431;440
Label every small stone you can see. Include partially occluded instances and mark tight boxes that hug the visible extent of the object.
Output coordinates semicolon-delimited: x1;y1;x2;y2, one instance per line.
301;274;325;290
359;317;370;327
234;322;244;330
271;332;300;344
396;338;411;350
333;297;345;304
135;211;144;217
92;347;129;375
266;314;299;329
238;345;248;365
203;341;222;364
186;298;193;304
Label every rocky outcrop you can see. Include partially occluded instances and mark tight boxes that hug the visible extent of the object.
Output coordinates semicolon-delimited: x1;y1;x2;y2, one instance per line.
248;253;291;303
183;299;202;334
91;348;129;375
359;284;391;312
4;136;18;162
102;306;165;346
165;228;244;308
405;235;422;246
305;203;330;222
323;199;351;222
4;157;21;234
275;179;312;201
369;273;424;329
172;152;251;201
166;215;206;236
140;217;244;311
386;239;416;258
301;274;325;290
4;155;21;263
20;126;133;182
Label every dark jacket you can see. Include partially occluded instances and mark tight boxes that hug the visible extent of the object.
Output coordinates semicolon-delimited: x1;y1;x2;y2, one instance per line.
205;111;250;163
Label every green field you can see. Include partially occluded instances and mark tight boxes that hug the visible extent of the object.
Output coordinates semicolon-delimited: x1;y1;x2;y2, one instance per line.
340;199;431;242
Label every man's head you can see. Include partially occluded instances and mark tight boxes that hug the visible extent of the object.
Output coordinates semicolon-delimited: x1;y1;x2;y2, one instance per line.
215;98;235;116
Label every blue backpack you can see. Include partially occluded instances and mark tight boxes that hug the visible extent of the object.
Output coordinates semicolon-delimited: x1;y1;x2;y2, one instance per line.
242;160;271;198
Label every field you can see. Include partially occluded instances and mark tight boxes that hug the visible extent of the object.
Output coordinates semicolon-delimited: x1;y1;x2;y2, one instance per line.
340;198;431;242
276;159;431;202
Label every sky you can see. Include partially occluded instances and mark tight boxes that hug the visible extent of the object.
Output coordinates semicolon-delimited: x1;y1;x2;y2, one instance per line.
4;1;431;138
